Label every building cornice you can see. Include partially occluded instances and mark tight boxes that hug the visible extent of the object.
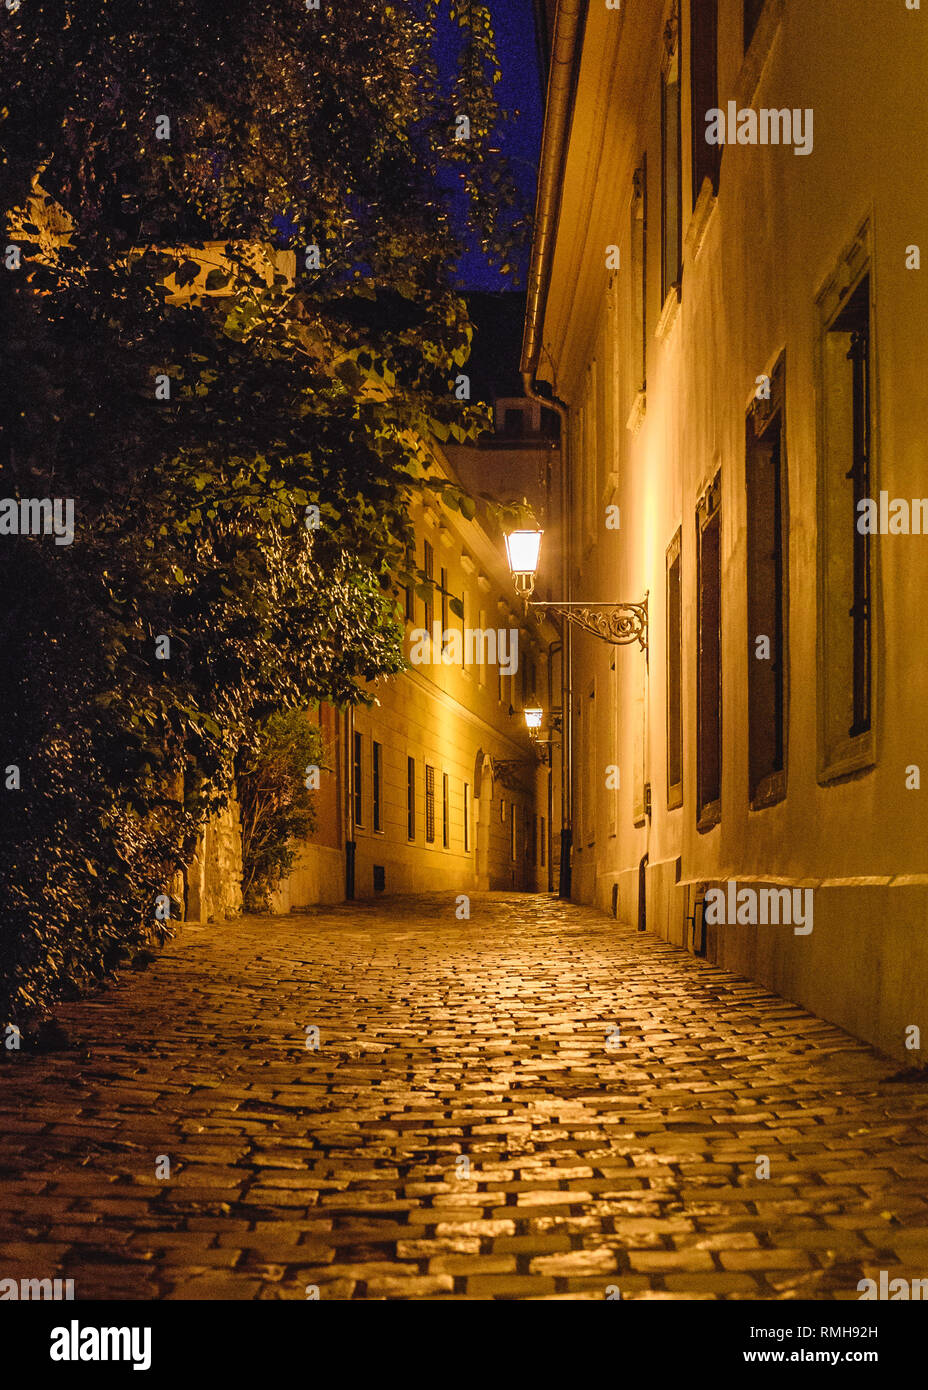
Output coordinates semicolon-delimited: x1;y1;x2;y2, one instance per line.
520;0;589;379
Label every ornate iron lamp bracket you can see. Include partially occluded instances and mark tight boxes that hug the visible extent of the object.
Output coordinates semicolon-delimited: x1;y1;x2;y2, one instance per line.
529;595;649;652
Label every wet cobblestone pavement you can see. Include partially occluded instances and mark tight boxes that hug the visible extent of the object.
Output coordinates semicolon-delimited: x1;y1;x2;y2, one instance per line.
2;892;927;1300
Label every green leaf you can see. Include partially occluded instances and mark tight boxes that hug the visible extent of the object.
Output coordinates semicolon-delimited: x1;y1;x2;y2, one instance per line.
173;259;201;288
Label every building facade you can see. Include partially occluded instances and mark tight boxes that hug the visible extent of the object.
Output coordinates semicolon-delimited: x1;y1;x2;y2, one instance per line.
525;0;928;1059
274;428;561;907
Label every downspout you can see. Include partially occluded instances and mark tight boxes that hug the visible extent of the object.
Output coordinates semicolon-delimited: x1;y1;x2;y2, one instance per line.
521;0;588;901
547;638;561;895
344;706;356;900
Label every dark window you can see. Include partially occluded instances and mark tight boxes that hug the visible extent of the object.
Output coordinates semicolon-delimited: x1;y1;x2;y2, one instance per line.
509;803;516;860
423;540;434;633
407;756;415;839
696;474;722;829
442;772;449;847
660;41;682;303
353;731;363;826
440;566;449;636
404;582;414;622
746;356;789;805
632;158;648;395
831;277;872;739
666;528;683;809
372;740;382;831
540;816;546;868
464;782;470;851
690;0;720;204
425;764;436;843
744;0;765;51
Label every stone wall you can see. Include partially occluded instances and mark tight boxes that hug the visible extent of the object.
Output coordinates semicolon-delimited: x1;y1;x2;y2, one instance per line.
186;796;243;923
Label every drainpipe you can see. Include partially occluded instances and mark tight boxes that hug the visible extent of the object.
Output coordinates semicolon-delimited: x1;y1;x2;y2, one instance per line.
547;638;561;895
523;381;572;901
520;0;588;901
344;707;356;901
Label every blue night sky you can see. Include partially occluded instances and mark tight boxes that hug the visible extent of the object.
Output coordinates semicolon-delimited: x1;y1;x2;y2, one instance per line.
451;0;544;291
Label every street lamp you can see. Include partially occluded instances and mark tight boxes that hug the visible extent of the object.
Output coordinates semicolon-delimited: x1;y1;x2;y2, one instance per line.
503;528;649;653
523;702;544;734
504;529;544;598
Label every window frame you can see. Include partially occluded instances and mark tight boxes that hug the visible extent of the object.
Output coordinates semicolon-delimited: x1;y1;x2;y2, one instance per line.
660;8;683;308
746;354;789;809
815;227;877;783
690;0;720;206
696;472;722;831
425;764;436;844
353;730;363;827
407;756;416;840
372;740;383;833
666;527;684;810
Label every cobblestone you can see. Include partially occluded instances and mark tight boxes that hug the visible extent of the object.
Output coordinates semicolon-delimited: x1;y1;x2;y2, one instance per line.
1;891;927;1299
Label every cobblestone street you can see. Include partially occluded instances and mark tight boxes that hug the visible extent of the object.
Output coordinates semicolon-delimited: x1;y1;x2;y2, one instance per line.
2;893;928;1301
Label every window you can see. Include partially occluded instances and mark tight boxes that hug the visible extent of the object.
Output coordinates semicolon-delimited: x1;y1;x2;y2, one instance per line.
696;473;722;829
744;0;765;51
746;355;788;806
818;250;874;777
425;764;436;843
540;816;546;868
666;528;683;809
442;772;449;848
583;362;598;546
407;756;415;839
440;567;449;638
690;0;719;205
586;680;597;847
464;782;470;851
372;740;382;832
423;539;434;634
404;582;414;623
509;803;516;860
353;731;363;826
660;23;682;304
630;158;648;402
574;694;583;849
531;815;538;866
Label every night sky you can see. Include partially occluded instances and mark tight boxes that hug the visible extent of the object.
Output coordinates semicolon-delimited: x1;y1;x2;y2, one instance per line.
452;0;544;291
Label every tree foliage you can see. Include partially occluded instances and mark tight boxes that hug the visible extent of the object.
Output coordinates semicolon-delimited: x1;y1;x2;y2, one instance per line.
237;710;327;914
0;0;524;1017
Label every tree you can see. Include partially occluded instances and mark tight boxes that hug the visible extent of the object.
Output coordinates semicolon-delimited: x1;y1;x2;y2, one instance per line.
0;0;525;1015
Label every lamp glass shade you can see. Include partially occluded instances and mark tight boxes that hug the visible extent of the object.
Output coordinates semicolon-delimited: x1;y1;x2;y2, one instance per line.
504;529;543;576
524;705;544;731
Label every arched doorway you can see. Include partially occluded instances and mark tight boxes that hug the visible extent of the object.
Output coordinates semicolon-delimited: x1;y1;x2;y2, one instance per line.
473;749;494;892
